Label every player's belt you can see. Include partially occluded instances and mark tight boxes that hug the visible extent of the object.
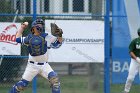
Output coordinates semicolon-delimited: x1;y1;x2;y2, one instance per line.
29;61;47;65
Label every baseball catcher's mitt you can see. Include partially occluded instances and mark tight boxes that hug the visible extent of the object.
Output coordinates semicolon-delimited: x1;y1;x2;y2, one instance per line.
50;23;63;37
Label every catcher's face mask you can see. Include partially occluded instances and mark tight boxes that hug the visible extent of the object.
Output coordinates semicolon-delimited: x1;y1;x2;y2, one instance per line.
31;25;42;35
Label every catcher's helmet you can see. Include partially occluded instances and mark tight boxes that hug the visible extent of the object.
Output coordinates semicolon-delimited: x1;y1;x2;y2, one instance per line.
35;18;44;25
138;28;140;36
31;18;45;33
31;18;44;28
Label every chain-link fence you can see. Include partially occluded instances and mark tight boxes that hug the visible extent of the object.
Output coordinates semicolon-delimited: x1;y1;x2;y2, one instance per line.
0;0;136;93
0;0;109;93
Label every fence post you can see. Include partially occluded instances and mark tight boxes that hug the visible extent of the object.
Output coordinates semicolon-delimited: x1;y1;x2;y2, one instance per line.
32;0;37;93
104;0;110;93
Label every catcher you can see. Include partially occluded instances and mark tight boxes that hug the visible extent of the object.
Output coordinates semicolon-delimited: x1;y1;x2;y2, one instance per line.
9;18;63;93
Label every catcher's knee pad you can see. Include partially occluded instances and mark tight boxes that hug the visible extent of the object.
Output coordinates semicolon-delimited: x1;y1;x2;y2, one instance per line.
48;71;60;92
9;79;29;93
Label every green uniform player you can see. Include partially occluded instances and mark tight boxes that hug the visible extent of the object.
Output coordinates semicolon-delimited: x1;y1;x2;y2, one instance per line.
123;28;140;93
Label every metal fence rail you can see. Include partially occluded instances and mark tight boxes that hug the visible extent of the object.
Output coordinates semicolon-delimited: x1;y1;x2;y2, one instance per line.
0;0;109;93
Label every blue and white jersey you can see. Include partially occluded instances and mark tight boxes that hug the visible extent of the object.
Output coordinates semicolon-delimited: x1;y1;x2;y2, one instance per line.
16;33;62;62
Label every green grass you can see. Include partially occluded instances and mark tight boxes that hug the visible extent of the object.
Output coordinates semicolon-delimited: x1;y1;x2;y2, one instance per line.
110;84;140;93
36;75;98;93
0;75;139;93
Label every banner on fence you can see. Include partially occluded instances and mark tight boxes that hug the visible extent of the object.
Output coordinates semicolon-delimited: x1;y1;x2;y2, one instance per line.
0;23;21;55
112;0;140;84
45;20;104;63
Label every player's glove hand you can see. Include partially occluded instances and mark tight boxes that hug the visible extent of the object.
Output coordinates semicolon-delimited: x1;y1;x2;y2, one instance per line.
136;57;140;64
50;23;63;37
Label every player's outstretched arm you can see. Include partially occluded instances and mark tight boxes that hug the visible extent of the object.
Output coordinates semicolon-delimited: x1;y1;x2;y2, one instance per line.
16;22;28;38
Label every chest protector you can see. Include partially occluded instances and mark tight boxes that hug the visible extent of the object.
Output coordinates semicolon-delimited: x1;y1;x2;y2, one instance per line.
24;33;48;56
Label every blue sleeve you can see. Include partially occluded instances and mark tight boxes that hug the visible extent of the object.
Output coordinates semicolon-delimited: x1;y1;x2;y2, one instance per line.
50;38;62;49
16;37;26;45
16;37;21;43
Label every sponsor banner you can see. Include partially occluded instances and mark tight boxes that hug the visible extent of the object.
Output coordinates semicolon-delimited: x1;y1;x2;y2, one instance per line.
112;0;140;83
45;20;104;62
112;60;140;84
0;23;21;55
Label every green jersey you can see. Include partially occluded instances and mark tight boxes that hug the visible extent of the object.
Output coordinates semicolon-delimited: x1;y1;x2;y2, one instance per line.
129;37;140;57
